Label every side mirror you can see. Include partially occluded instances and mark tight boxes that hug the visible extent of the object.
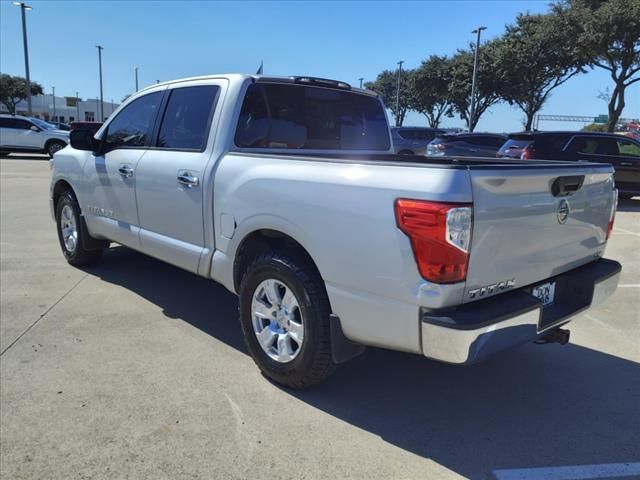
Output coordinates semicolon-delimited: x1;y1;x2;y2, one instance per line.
70;129;99;152
30;125;39;132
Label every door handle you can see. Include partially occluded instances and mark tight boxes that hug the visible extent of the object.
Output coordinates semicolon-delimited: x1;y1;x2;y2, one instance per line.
118;164;134;178
177;170;200;187
620;162;632;166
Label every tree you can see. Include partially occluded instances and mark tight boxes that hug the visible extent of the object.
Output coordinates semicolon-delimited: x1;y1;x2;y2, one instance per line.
554;0;640;131
582;122;608;132
496;13;585;131
411;55;453;128
365;69;413;126
0;73;43;113
448;41;504;131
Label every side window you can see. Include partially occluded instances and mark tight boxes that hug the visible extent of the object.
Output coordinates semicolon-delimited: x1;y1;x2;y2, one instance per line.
417;131;437;141
157;85;219;150
106;92;162;148
490;136;506;148
14;119;33;130
617;138;640;157
235;84;269;148
462;136;483;146
539;134;571;153
0;118;12;128
571;137;619;156
398;130;414;140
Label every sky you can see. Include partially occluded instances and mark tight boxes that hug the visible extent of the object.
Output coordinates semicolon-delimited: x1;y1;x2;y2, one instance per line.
1;0;638;132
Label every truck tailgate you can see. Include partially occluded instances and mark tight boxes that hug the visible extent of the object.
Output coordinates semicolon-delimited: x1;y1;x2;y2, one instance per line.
464;164;615;303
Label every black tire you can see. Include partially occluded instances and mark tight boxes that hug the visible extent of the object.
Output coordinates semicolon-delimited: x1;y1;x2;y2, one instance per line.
238;251;335;388
46;140;66;158
55;191;103;266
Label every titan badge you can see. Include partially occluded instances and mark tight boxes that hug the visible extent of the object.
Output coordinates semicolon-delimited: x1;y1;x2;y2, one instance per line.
468;278;516;300
86;205;114;218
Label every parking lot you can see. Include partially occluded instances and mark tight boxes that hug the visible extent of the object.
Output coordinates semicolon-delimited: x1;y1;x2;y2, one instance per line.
1;155;639;480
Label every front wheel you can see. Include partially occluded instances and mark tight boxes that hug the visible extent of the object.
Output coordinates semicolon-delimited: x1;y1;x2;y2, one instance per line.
47;141;66;158
55;191;103;266
238;251;335;388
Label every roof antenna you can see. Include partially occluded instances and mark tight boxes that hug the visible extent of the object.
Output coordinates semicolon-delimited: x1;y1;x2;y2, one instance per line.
256;60;263;75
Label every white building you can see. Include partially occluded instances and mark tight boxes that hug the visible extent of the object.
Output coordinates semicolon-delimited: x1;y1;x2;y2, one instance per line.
0;93;119;123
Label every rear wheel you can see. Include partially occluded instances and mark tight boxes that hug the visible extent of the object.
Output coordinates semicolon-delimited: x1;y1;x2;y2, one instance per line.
55;191;103;265
238;251;335;388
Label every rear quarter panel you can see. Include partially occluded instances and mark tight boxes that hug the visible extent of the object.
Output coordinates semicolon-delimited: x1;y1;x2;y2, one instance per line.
212;153;472;351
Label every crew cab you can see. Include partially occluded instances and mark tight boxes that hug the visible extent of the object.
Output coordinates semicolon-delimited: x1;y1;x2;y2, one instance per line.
49;74;621;387
0;114;69;157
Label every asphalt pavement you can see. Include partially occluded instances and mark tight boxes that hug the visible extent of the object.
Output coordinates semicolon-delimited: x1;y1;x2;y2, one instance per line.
1;155;639;480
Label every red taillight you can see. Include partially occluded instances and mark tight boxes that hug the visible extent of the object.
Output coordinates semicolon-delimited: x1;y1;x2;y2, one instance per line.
395;199;472;283
606;189;618;240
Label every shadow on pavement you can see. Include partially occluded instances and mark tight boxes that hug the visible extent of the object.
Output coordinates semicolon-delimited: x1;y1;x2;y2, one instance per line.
86;246;640;480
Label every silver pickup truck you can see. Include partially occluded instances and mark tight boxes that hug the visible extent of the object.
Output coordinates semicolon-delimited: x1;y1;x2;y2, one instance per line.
50;74;621;387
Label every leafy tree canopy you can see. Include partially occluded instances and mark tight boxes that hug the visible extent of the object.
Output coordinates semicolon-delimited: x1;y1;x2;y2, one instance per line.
365;69;413;126
411;55;453;128
0;73;43;113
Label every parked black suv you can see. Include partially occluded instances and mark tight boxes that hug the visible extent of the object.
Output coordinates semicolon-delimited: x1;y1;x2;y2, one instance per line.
497;132;640;199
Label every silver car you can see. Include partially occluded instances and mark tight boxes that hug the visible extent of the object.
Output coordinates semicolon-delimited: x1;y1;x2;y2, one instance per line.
391;127;445;155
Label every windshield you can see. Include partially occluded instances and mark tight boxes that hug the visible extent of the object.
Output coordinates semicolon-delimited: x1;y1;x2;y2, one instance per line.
30;118;56;130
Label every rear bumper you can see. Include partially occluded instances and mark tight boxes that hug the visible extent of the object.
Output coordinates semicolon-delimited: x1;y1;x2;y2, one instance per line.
420;258;621;364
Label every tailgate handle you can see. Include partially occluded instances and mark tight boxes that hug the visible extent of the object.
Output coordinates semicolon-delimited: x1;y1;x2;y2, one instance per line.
551;175;584;197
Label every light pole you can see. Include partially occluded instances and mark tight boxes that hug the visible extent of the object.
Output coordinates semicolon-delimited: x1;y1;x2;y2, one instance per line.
96;45;104;121
395;60;404;127
135;66;139;91
75;91;80;121
13;2;33;115
469;26;486;132
358;77;364;88
52;86;56;121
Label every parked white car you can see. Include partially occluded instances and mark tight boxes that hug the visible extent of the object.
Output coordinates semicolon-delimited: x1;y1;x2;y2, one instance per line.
49;74;621;388
0;114;69;157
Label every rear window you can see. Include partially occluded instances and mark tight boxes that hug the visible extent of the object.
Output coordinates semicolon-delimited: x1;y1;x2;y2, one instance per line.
235;83;390;150
463;135;505;147
500;139;531;151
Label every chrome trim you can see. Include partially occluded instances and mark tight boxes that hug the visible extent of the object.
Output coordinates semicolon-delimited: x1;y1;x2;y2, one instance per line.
421;270;621;364
421;309;539;364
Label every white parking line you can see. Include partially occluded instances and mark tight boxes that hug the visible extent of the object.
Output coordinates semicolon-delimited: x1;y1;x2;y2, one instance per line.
613;227;640;236
493;462;640;480
618;284;640;288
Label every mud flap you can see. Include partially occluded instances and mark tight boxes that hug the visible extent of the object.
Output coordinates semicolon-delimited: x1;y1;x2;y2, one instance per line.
330;314;365;364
